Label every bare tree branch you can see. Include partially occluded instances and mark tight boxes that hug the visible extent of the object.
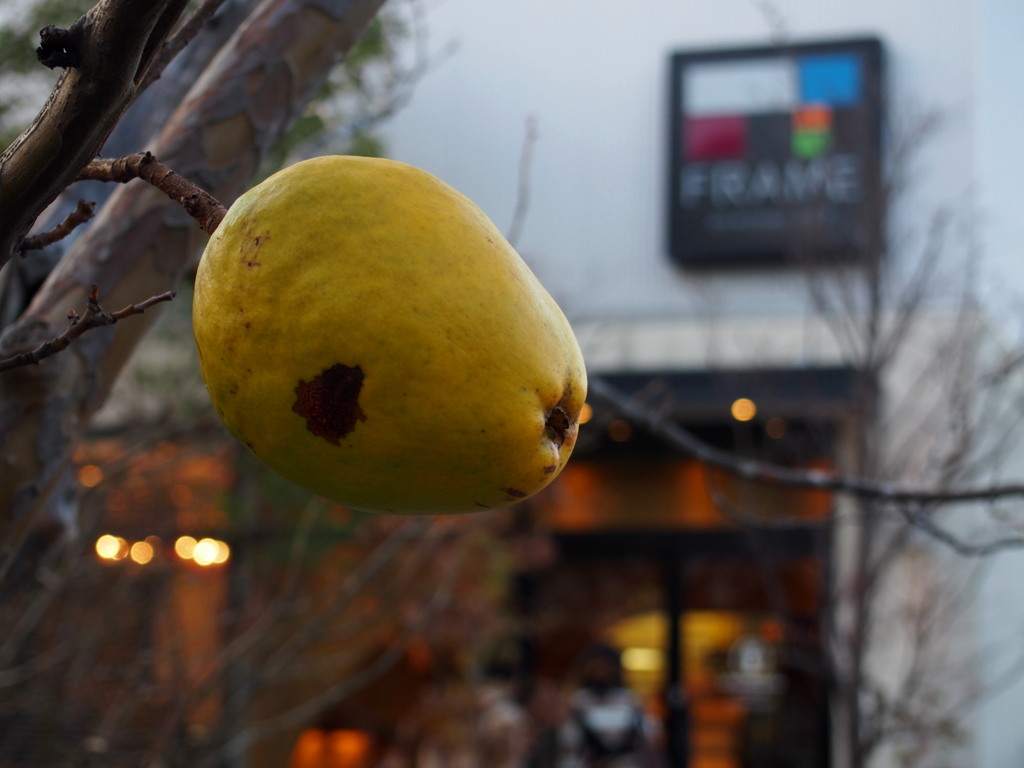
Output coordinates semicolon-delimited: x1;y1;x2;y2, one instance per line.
0;0;190;267
79;152;227;234
18;200;96;253
139;0;231;91
895;504;1024;557
506;114;539;248
0;284;175;373
199;517;476;767
589;376;1024;505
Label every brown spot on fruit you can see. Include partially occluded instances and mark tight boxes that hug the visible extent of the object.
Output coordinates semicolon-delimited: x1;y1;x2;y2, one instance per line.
543;464;558;475
501;487;527;499
239;230;268;267
545;406;570;447
292;363;367;445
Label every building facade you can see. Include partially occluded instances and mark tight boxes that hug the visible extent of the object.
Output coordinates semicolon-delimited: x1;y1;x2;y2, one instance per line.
15;3;1022;767
375;1;1024;767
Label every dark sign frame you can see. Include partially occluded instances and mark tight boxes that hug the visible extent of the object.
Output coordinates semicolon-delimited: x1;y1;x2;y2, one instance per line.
667;37;884;267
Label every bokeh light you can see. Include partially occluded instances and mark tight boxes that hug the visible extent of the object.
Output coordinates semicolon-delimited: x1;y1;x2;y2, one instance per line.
95;534;128;561
78;464;104;488
129;540;154;565
730;397;757;422
578;403;593;424
174;535;197;560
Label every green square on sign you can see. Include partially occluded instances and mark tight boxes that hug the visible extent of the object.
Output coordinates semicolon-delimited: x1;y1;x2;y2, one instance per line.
792;129;830;159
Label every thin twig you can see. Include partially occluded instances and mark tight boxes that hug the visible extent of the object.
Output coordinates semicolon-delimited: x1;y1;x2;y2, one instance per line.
589;376;1024;506
79;152;227;234
139;0;230;90
895;504;1024;557
0;285;175;373
506;114;539;249
18;199;96;253
200;517;474;767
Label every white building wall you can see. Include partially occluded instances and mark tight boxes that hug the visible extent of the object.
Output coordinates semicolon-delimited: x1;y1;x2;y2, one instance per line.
974;0;1024;333
380;1;1024;765
381;0;984;338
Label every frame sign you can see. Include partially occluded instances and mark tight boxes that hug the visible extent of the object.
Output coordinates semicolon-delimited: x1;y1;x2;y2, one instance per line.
668;38;883;266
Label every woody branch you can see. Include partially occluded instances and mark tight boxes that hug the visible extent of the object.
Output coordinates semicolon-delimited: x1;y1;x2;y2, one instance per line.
78;152;227;234
0;284;175;373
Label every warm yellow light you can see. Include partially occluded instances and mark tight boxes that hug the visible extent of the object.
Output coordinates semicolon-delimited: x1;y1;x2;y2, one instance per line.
622;647;662;672
174;535;197;560
326;729;372;764
192;538;219;566
176;535;229;567
78;464;104;488
578;403;593;425
730;397;757;422
129;540;154;565
95;534;127;561
608;419;632;442
212;540;230;564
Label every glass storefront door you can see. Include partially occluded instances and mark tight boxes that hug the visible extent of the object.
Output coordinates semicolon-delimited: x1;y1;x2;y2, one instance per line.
543;530;828;768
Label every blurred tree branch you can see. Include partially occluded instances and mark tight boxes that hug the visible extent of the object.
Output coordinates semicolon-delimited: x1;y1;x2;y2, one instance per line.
589;376;1024;508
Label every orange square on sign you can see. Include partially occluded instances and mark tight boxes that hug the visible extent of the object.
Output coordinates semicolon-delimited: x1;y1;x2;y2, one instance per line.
792;104;832;131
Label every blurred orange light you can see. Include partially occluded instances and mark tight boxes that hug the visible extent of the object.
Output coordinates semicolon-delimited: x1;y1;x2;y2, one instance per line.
212;540;231;564
288;729;372;768
193;538;219;566
129;540;154;565
95;534;127;561
730;398;757;422
326;729;372;767
174;535;197;560
578;403;593;425
78;464;104;488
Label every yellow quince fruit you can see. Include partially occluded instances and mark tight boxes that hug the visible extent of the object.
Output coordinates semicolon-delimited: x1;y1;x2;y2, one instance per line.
192;155;586;514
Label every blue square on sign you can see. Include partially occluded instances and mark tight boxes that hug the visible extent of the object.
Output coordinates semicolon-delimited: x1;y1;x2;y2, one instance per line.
799;53;861;107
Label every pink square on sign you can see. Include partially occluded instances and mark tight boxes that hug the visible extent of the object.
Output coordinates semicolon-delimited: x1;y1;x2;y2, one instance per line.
685;115;747;160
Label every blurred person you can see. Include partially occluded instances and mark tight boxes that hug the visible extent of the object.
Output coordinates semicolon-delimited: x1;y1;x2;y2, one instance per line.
556;643;664;768
475;655;532;768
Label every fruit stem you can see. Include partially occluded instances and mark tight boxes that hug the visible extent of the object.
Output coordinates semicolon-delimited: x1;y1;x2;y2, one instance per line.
545;406;570;447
